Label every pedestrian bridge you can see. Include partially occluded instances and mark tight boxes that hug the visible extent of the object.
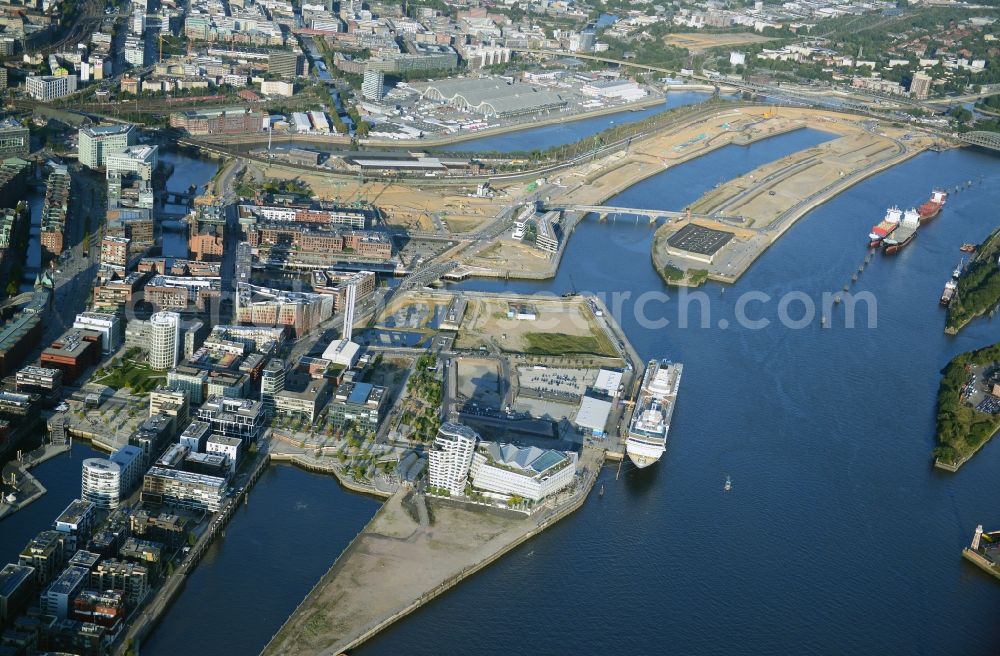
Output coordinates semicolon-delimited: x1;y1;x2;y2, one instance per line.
959;131;1000;152
0;291;36;310
553;205;738;224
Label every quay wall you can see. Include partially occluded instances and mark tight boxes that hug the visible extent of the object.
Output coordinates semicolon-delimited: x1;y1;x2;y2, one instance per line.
335;464;600;654
268;452;393;498
962;548;1000;582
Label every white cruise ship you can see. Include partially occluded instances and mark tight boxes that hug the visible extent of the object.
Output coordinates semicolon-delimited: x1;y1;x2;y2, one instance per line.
626;359;683;468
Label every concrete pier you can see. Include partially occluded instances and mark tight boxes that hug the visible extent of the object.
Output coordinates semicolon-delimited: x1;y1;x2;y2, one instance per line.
0;443;72;521
962;526;1000;583
261;445;604;656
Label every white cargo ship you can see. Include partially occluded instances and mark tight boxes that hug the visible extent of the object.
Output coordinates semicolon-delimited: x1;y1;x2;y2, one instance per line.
626;359;683;468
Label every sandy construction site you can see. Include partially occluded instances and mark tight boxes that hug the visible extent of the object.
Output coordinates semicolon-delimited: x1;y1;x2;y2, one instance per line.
690;129;908;227
262;493;545;656
455;296;617;358
247;161;506;233
663;32;777;51
650;119;935;284
248;106;941;288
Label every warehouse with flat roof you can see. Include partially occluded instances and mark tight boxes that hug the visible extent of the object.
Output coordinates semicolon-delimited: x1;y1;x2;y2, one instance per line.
419;77;566;119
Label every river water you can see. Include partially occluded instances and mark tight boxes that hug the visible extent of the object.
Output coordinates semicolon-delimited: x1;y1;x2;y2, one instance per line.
4;119;1000;655
357;145;1000;655
442;90;718;153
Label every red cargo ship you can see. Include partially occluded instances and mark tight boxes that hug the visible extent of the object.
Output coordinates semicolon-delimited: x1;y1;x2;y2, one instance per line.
869;206;902;248
917;189;948;223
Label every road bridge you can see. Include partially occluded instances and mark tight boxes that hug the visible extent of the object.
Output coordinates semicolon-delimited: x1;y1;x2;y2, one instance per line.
959;131;1000;152
553;204;738;224
164;191;196;205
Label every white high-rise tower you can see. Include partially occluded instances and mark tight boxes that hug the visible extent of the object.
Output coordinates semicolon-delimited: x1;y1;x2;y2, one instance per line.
149;311;180;370
343;282;356;341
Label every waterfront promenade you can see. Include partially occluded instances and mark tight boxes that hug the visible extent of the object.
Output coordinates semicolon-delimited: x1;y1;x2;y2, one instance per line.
262;444;604;656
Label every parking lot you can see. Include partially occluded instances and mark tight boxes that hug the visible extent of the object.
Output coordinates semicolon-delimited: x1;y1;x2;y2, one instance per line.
976;396;1000;415
517;366;596;397
666;223;735;256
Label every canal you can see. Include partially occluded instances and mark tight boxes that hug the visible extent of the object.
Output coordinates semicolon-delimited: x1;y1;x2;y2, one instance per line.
158;149;222;258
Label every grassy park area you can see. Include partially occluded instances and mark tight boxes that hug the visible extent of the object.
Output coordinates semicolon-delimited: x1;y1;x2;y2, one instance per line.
92;353;166;394
522;332;616;357
399;354;443;442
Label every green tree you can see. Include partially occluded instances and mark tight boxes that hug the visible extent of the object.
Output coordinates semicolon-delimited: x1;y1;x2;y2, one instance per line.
950;106;973;124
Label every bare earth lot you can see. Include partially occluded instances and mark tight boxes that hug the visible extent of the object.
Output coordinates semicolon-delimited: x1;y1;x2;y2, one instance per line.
664;32;777;51
456;357;502;408
455;297;616;357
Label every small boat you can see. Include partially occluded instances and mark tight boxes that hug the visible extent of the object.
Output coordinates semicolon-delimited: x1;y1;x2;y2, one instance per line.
724;475;732;492
960;243;977;253
599;484;605;498
941;279;957;306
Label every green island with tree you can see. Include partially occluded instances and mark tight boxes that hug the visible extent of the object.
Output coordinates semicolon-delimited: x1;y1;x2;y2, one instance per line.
946;226;1000;335
933;342;1000;471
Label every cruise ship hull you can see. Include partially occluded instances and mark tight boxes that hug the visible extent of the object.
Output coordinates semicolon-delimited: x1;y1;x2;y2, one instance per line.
625;359;683;469
626;440;666;468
